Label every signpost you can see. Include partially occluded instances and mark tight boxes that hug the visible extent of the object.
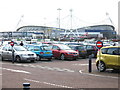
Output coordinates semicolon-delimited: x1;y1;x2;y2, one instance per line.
96;40;103;72
96;40;103;49
10;41;15;63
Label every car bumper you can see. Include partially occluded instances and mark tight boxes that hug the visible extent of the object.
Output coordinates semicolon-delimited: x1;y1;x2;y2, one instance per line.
65;55;78;59
39;54;53;58
21;56;37;61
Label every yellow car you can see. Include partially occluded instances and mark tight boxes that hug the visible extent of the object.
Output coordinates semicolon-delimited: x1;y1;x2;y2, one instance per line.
96;46;120;72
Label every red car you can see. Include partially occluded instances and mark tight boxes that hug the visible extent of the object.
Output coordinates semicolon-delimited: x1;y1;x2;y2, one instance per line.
50;44;79;60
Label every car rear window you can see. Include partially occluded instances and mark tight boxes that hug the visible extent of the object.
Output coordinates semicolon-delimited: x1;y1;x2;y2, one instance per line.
77;46;86;51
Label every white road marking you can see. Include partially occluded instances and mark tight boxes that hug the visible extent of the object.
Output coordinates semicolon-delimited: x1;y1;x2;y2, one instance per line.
3;63;75;73
0;67;31;74
79;70;118;79
73;63;96;66
24;78;73;88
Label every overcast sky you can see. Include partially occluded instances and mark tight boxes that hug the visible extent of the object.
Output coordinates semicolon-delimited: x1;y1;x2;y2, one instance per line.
0;0;119;32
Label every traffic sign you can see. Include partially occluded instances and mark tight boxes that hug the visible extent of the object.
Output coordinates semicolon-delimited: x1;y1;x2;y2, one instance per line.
10;41;14;47
96;40;103;49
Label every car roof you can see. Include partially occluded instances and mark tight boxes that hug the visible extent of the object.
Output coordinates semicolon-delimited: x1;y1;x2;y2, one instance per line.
101;46;120;49
69;45;84;47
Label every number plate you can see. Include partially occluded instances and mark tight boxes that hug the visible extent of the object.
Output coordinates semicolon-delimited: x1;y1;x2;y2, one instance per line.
46;52;50;54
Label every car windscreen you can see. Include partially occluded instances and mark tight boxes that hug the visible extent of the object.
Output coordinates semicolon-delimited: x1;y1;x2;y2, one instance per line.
59;45;71;50
41;46;51;50
14;46;28;51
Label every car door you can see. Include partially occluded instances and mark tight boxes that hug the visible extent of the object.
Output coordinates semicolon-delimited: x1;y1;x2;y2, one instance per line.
7;46;13;60
86;45;93;55
106;48;119;67
52;45;60;57
1;46;8;60
2;45;12;60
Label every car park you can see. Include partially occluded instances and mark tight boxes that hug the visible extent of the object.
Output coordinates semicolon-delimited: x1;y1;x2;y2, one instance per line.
0;44;37;62
69;45;87;58
96;46;120;72
50;44;79;60
25;44;53;60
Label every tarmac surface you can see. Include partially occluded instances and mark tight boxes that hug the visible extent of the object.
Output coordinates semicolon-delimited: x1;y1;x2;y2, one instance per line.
0;58;119;89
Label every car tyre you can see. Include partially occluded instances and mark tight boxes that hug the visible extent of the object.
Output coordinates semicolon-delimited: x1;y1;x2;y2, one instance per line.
60;54;65;60
91;53;95;58
16;56;21;62
97;61;106;72
37;55;41;61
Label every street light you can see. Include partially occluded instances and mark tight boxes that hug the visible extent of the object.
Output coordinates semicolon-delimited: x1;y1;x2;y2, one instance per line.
57;8;62;29
57;8;62;41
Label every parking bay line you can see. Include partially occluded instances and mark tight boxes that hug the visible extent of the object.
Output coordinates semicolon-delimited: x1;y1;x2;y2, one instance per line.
24;78;73;88
4;63;75;73
73;63;96;66
79;70;118;79
0;67;31;74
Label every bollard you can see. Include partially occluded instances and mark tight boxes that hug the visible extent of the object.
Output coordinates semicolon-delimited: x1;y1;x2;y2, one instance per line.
23;83;30;90
88;55;92;73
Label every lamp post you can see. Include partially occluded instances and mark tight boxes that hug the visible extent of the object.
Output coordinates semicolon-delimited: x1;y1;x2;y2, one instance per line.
57;8;62;29
57;8;62;41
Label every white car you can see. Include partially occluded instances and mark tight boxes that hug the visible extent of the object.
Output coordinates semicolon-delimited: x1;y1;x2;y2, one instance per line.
0;44;37;62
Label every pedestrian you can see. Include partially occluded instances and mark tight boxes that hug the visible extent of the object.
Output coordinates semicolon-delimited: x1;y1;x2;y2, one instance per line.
20;41;24;46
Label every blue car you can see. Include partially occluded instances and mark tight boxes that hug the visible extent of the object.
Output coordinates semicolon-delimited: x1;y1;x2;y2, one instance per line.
25;44;53;60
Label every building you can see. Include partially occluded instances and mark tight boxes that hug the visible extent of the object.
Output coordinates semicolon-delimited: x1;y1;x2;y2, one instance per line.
0;24;116;40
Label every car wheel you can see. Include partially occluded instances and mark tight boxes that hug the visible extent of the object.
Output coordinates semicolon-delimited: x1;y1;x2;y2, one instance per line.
37;55;41;61
91;53;95;58
97;61;106;72
16;56;21;62
60;54;65;60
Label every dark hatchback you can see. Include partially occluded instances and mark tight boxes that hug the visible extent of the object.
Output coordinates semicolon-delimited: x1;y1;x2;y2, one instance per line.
69;45;87;58
69;45;98;58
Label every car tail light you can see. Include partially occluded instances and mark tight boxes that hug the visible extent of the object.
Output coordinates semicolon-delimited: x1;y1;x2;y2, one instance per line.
40;52;44;54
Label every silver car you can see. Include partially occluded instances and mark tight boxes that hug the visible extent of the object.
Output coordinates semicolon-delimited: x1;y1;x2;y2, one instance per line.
0;44;37;62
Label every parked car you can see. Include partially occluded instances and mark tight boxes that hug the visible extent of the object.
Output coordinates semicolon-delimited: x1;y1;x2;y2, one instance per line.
69;45;87;58
96;46;120;72
0;44;37;62
25;44;53;61
84;45;98;57
50;44;79;60
65;42;83;46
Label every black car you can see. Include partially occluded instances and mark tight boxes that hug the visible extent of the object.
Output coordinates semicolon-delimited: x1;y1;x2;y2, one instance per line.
84;45;98;57
69;45;98;58
69;45;87;58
